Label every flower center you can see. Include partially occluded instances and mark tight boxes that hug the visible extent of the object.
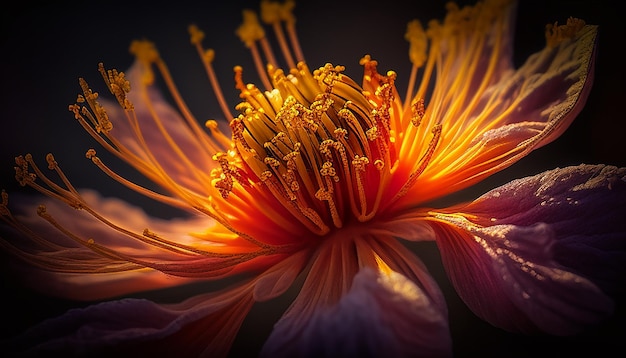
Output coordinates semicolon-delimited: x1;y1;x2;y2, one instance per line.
212;61;400;235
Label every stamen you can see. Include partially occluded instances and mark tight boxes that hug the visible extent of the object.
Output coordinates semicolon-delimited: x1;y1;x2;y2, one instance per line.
0;190;69;252
390;124;442;204
410;98;425;127
188;24;235;120
235;10;273;91
351;155;370;218
403;19;427;111
129;40;223;159
261;0;297;69
280;0;305;63
11;152;279;274
85;149;189;210
545;17;586;47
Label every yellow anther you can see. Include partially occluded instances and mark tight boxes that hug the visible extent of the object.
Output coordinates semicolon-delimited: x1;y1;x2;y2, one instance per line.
129;40;158;85
205;120;218;130
98;64;131;110
188;24;205;45
276;0;297;24
333;128;347;139
14;155;34;187
315;188;332;201
366;126;378;141
545;17;586;47
282;150;299;165
236;9;265;47
260;171;273;181
319;140;335;156
352;155;370;171
405;19;428;67
374;159;385;170
129;40;159;64
410;98;425;127
320;161;336;177
264;157;281;167
260;0;282;24
203;49;215;64
45;153;57;170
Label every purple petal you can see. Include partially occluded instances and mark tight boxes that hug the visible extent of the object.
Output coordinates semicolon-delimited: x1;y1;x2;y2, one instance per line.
464;164;626;295
3;279;260;357
262;267;451;358
261;236;452;358
430;164;625;335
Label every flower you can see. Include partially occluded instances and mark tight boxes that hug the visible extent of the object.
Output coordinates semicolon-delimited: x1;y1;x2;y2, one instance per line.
1;0;625;357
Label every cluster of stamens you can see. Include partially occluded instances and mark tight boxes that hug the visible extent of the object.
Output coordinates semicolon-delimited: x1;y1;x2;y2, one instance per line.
207;60;403;234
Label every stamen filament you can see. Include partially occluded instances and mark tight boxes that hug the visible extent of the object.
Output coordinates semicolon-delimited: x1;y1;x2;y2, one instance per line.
260;37;279;68
85;150;190;211
285;21;305;63
271;22;296;70
153;59;223;157
188;28;235;121
249;42;274;91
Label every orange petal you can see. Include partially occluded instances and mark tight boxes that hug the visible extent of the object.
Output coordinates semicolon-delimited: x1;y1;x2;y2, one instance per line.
398;17;598;206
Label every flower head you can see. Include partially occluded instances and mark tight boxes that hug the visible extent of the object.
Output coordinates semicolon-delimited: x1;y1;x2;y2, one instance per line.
1;0;624;357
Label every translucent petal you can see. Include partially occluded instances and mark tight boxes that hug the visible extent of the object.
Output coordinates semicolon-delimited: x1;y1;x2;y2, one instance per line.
429;164;625;334
1;189;283;301
262;267;451;358
97;61;220;196
4;279;256;357
399;20;598;206
261;237;450;357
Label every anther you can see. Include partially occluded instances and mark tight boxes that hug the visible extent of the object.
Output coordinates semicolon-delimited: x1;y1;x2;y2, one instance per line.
411;98;425;127
188;24;205;45
545;17;586;47
46;153;57;170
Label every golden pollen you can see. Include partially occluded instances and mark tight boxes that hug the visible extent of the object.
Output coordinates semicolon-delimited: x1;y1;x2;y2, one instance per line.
216;61;400;235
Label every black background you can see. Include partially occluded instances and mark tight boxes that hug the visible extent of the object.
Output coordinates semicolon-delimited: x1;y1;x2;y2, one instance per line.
1;0;625;357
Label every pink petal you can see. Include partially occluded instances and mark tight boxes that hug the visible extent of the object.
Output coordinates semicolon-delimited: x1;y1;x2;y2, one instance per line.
2;189;288;301
253;250;309;302
262;267;451;358
2;189;212;300
261;237;451;357
462;164;626;297
4;249;310;357
429;164;625;335
6;279;256;357
97;61;221;196
370;213;437;242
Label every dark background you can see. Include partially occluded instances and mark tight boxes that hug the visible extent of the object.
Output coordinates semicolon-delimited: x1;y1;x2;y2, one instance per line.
1;0;624;357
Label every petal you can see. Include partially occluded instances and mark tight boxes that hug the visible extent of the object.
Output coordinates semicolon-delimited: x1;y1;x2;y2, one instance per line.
1;189;285;301
456;164;626;297
3;250;311;357
5;280;256;358
370;213;437;242
262;267;451;358
98;61;222;197
399;10;598;206
261;236;451;357
253;250;310;302
428;164;625;335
